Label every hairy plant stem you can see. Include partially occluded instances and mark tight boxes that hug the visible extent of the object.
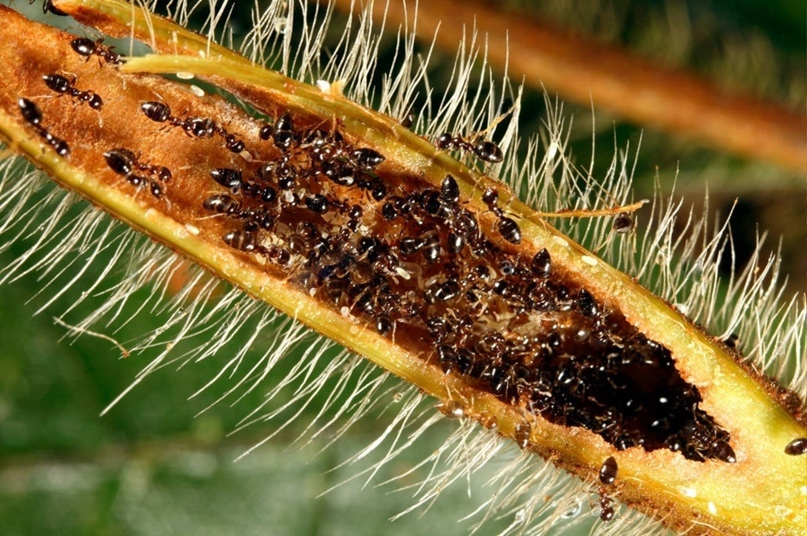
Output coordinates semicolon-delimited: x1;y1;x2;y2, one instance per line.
0;1;804;534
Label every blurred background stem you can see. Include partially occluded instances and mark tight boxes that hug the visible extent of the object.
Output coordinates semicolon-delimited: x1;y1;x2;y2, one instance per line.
0;1;804;535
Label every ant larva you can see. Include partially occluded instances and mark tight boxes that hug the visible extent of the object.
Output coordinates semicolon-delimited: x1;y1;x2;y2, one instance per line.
17;98;70;156
70;37;124;65
43;73;103;110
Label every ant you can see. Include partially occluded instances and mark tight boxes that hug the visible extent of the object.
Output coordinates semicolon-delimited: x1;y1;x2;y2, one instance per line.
43;74;103;110
104;148;171;183
103;148;170;198
17;98;69;157
435;132;503;163
613;214;634;234
36;0;67;16
140;101;244;152
70;37;124;65
598;456;618;485
784;437;807;456
483;187;521;244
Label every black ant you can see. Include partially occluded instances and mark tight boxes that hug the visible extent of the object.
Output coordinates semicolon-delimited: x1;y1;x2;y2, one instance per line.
18;97;42;126
613;214;634;234
104;148;171;183
531;248;551;277
210;168;243;190
483;187;521;244
436;132;503;163
270;113;295;150
43;74;103;110
70;37;124;65
17;98;69;157
599;496;615;522
35;0;67;16
784;437;807;455
103;148;170;198
140;102;244;152
400;110;415;130
203;195;275;231
351;148;385;171
440;175;460;204
598;456;618;485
